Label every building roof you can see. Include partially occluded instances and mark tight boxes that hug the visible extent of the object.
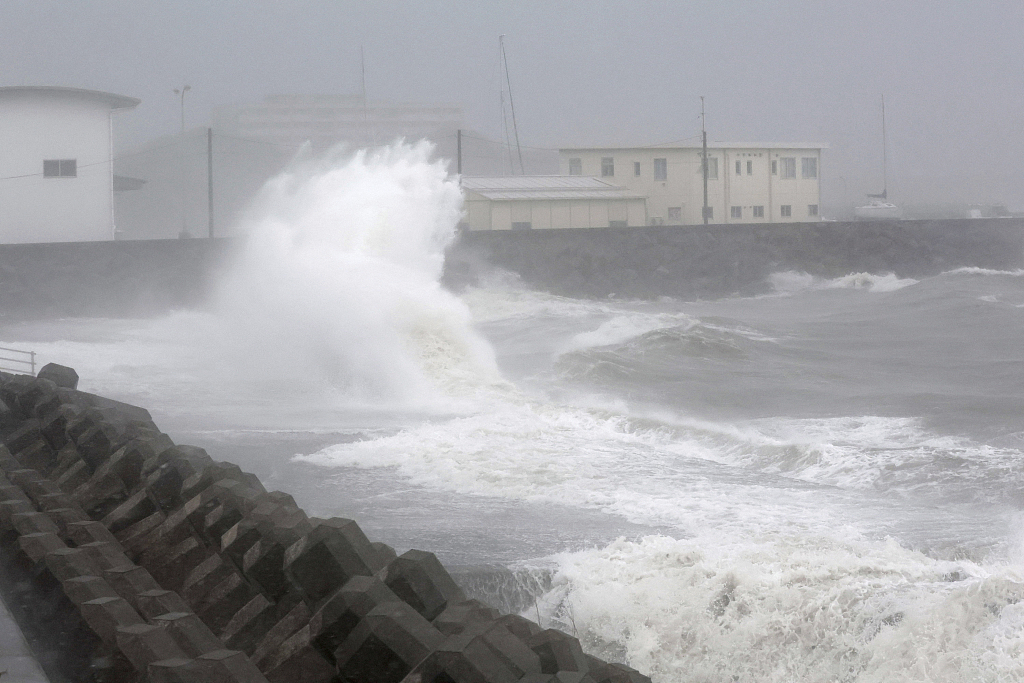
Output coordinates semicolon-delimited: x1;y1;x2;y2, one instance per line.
461;175;646;201
559;142;828;151
0;86;140;110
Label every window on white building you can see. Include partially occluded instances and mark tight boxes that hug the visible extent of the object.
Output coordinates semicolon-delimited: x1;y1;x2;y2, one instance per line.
634;161;641;177
808;204;819;216
735;160;742;175
667;206;682;222
753;205;765;218
781;204;792;217
747;160;753;175
601;157;614;177
802;157;818;179
44;159;77;178
654;158;667;181
771;160;778;175
703;206;714;220
731;206;742;218
780;157;796;179
701;157;718;179
568;158;582;175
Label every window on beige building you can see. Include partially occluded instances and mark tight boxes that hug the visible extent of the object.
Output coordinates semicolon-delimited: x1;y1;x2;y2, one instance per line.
634;161;641;176
654;158;667;180
703;206;714;220
808;204;819;216
735;160;742;175
731;206;742;218
601;157;614;177
700;157;719;179
771;160;778;175
802;157;818;179
747;160;753;175
781;204;792;217
780;157;796;179
44;159;77;178
753;205;765;218
568;158;582;175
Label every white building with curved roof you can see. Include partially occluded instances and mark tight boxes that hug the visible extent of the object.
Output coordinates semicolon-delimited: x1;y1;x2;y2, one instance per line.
0;86;139;243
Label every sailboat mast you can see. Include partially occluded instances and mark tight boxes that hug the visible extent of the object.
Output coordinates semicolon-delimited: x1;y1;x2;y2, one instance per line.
881;95;887;199
499;35;525;175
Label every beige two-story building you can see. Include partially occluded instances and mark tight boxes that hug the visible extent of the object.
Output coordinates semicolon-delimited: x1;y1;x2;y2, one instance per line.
559;143;826;225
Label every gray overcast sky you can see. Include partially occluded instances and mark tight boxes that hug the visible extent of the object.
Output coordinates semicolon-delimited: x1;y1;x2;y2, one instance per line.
3;1;1022;208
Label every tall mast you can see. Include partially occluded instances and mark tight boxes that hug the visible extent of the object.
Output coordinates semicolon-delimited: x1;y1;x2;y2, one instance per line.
500;35;524;175
701;96;709;225
881;95;888;199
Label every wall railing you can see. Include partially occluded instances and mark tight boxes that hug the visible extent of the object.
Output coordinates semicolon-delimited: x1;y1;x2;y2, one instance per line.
0;347;36;376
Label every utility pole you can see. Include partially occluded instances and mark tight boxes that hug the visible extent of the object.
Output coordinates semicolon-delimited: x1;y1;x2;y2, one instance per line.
701;96;709;225
499;35;524;174
207;127;214;238
173;85;191;238
456;129;462;176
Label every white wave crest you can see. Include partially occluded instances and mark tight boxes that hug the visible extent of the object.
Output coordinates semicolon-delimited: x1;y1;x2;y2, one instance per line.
770;271;919;294
943;267;1024;277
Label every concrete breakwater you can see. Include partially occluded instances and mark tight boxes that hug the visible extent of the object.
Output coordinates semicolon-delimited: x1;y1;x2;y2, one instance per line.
445;218;1024;298
0;365;648;683
1;219;1022;319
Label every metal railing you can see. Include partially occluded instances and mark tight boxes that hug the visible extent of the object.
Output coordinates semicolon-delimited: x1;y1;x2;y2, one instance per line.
0;346;35;376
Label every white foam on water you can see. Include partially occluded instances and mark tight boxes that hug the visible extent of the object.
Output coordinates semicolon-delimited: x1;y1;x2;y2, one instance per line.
943;267;1024;277
538;533;1024;683
769;271;919;294
556;314;696;355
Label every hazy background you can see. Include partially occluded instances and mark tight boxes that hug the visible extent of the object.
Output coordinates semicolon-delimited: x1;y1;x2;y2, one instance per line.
2;0;1021;223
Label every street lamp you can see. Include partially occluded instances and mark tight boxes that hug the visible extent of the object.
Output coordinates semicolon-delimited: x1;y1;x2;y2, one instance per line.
173;85;192;237
173;85;191;133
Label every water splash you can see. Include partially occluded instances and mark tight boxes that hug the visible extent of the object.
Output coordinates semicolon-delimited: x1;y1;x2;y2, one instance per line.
214;141;501;407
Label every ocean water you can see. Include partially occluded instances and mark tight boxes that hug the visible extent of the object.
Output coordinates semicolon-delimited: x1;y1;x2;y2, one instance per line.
4;145;1024;682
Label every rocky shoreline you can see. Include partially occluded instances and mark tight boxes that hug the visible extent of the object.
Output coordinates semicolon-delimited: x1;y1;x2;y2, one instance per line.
0;364;647;683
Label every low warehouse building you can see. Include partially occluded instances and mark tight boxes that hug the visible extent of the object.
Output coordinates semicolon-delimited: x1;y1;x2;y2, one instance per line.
461;175;647;231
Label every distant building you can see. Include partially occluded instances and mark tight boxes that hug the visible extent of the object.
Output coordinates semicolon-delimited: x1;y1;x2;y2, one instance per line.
0;86;139;243
213;94;462;151
559;144;825;225
461;176;647;231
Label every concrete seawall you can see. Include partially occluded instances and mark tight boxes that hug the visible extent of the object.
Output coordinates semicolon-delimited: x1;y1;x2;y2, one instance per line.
0;219;1020;319
445;218;1024;298
0;365;649;683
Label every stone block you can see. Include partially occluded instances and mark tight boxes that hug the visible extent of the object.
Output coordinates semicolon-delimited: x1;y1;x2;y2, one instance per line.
433;599;501;636
153;610;225;656
100;489;158;535
45;547;102;581
529;629;589;674
104;564;164;608
21;477;62;502
283;517;384;606
218;593;277;654
116;622;189;670
55;459;90;494
12;510;61;536
66;519;120;546
147;657;205;683
76;422;125;471
62;575;119;604
197;649;270;683
587;663;652;683
37;362;79;390
145;536;212;592
46;507;89;536
116;510;166;556
182;554;238;605
496;613;543;642
382;549;467;621
7;467;43;489
16;531;66;564
373;541;399;566
261;625;336;683
40;405;78;452
14;439;56;472
3;419;44;457
0;499;34;530
195;572;261;634
306;574;402;663
79;540;133;571
36;491;75;511
96;441;147;491
137;589;192;620
246;599;310;662
80;595;145;644
465;621;543;679
333;601;445;683
0;483;30;503
72;466;131;521
179;461;261;503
